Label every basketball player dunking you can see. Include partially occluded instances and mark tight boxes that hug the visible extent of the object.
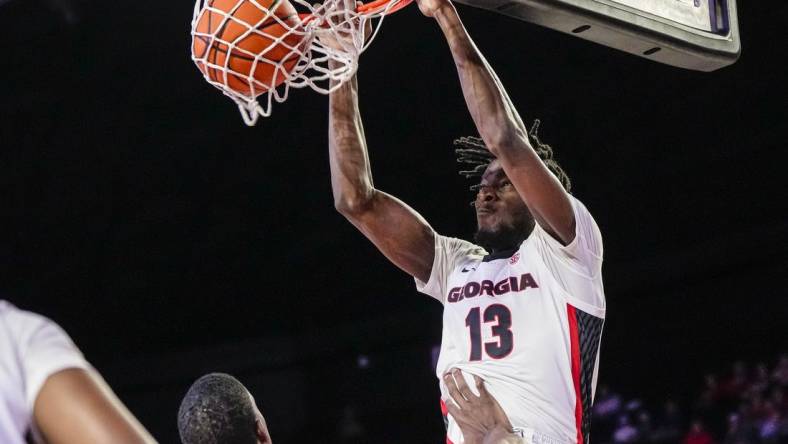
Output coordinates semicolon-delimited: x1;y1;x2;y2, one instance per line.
327;0;606;442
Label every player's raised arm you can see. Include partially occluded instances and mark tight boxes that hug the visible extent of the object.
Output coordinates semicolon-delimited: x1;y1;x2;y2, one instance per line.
34;368;156;444
2;301;156;444
417;0;575;245
329;73;435;283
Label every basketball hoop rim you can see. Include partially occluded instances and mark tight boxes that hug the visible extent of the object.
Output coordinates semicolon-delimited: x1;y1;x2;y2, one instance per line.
356;0;412;15
297;0;412;23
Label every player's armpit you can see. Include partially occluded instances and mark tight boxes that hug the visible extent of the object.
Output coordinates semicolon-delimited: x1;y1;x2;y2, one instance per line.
340;189;436;283
33;368;156;444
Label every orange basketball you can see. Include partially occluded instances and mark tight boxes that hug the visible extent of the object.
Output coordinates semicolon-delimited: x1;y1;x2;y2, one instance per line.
192;0;304;97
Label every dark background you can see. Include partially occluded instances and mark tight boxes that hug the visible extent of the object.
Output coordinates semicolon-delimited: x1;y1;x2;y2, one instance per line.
1;0;786;442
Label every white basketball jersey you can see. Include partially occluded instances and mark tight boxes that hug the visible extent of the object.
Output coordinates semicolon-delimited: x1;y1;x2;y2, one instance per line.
416;196;606;444
0;301;89;444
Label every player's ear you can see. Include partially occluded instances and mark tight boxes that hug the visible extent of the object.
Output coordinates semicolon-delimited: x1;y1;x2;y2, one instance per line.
256;418;271;444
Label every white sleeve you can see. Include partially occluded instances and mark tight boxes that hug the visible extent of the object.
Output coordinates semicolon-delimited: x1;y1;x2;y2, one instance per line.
6;306;91;412
415;234;486;304
533;196;605;315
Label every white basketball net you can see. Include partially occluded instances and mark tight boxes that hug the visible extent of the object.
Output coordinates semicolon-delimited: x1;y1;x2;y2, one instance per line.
191;0;406;125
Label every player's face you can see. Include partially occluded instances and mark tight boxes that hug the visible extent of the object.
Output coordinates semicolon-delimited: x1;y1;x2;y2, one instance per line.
474;160;533;251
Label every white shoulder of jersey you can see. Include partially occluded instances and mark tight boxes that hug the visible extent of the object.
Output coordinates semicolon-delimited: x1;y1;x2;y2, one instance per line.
0;300;90;443
415;235;487;304
530;195;606;315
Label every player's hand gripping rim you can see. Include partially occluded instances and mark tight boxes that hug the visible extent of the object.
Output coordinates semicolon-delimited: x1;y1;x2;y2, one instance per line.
315;0;373;52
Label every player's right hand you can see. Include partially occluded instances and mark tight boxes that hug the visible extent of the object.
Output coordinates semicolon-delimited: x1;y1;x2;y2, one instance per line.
315;0;372;52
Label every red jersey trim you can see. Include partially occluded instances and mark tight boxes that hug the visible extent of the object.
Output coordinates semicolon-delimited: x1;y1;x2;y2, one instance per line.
567;304;584;444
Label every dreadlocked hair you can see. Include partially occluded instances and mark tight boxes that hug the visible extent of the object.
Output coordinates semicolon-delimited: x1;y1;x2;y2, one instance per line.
453;119;572;192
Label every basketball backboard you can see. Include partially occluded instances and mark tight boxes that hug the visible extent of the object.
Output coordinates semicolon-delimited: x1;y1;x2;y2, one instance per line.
455;0;740;71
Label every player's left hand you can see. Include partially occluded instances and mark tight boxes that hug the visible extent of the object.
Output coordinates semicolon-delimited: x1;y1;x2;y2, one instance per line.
443;369;516;444
414;0;452;18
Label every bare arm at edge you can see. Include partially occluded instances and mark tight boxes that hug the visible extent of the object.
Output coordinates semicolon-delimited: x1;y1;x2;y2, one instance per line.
34;368;156;444
422;0;576;244
329;74;435;283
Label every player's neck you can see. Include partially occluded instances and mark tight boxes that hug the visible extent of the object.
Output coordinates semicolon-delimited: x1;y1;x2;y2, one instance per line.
475;225;533;254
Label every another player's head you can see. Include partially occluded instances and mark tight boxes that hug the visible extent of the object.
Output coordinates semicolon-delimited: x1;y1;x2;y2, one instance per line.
178;373;271;444
455;120;571;252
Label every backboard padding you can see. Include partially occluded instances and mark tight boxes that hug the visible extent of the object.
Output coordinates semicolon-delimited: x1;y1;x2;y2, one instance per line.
456;0;740;71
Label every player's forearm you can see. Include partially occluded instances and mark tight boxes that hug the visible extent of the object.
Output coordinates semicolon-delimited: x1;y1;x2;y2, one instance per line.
464;427;525;444
329;74;377;214
432;4;529;156
35;368;156;444
431;4;574;240
483;426;525;444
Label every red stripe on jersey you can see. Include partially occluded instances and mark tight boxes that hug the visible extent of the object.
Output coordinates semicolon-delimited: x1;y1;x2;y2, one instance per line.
567;304;584;444
441;399;454;444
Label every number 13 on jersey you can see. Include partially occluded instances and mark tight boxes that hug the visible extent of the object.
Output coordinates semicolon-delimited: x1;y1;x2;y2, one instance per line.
465;304;514;361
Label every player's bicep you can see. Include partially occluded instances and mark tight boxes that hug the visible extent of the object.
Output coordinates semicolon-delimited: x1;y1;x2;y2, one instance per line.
343;190;435;283
34;368;155;444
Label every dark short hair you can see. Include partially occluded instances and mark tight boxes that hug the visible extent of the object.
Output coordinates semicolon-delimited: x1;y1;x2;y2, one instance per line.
177;373;258;444
454;119;572;192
